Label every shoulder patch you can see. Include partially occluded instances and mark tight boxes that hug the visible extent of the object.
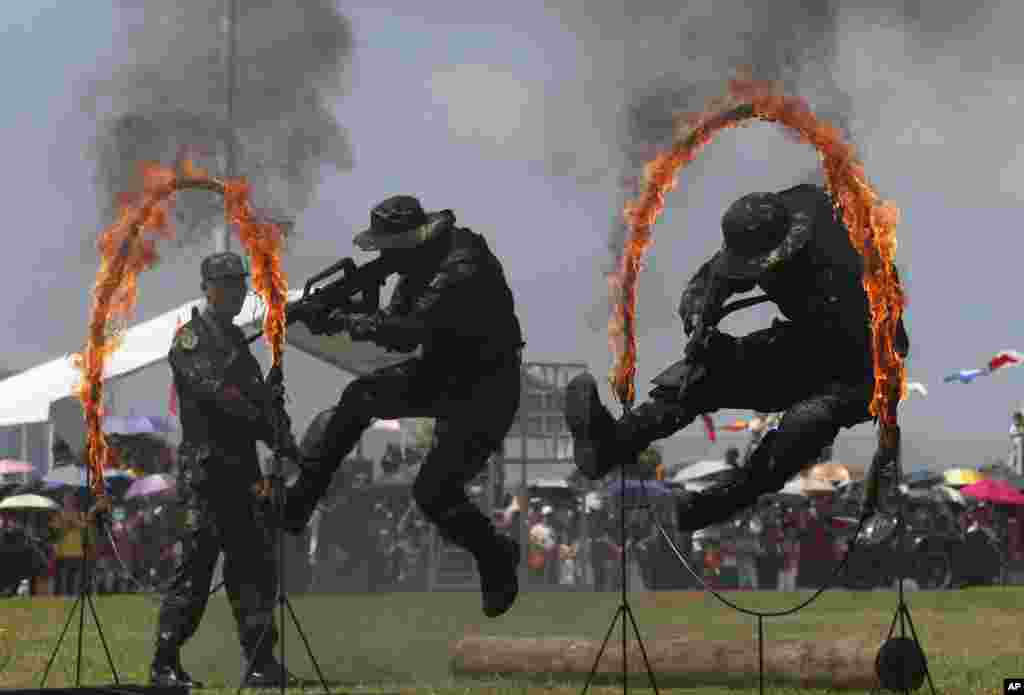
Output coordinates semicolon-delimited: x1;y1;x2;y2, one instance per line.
175;325;199;351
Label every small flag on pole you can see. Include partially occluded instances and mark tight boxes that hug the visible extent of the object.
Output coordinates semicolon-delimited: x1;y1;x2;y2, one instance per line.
701;414;716;442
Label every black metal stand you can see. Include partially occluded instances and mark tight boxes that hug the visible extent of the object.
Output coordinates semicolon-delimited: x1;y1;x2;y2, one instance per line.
580;441;660;695
875;490;937;695
238;458;333;695
40;472;121;690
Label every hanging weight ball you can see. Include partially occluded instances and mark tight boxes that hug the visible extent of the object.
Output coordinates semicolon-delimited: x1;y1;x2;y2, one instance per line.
875;637;926;691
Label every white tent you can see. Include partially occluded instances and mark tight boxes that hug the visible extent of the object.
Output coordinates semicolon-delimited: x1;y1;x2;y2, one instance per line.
0;290;412;427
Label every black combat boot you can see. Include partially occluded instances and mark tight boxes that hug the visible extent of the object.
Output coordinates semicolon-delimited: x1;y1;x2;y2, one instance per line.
437;502;520;617
281;463;334;535
563;373;620;479
565;374;698;480
150;638;204;688
241;649;299;688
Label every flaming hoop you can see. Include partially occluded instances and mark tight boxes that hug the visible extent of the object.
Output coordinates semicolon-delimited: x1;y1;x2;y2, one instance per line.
609;72;905;455
73;160;289;505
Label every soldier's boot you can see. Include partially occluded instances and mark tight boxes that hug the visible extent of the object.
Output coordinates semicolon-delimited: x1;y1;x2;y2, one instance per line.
241;646;299;688
563;373;622;480
281;463;334;535
282;409;368;535
565;374;698;480
437;502;520;618
149;636;204;688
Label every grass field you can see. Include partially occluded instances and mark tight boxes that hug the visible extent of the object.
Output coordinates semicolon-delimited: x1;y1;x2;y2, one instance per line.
1;587;1021;694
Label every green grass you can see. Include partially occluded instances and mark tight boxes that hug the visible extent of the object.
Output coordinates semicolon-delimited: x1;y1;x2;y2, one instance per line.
1;588;1021;694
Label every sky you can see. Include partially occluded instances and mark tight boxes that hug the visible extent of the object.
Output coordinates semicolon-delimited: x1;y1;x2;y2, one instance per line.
3;1;1024;468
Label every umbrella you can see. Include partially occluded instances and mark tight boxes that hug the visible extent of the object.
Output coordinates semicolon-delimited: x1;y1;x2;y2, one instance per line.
806;462;851;486
102;469;137;498
933;485;966;507
672;459;732;483
978;467;1024;491
782;476;835;496
43;466;92;488
960;479;1024;506
903;470;944;488
944;468;984;488
102;415;175;435
0;494;59;511
125;474;176;499
604;478;673;500
0;460;35;475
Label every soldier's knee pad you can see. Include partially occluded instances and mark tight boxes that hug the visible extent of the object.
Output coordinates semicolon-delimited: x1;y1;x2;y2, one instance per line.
337;378;379;411
298;406;370;467
299;408;336;460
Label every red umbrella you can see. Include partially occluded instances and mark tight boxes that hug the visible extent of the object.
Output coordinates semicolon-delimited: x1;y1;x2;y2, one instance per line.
960;478;1024;506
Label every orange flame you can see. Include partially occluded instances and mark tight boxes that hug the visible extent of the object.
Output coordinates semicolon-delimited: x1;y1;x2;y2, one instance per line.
73;161;288;503
610;70;905;451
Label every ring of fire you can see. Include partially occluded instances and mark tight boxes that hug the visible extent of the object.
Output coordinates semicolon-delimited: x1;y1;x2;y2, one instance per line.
74;161;289;504
608;75;905;455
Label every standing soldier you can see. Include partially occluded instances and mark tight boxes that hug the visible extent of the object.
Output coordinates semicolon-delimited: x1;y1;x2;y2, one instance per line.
283;195;525;618
150;252;299;688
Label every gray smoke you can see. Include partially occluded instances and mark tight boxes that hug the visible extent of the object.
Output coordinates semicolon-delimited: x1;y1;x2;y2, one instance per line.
81;1;354;247
565;0;1024;323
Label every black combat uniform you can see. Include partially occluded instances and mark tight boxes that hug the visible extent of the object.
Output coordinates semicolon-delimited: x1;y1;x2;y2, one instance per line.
566;184;909;532
151;252;290;687
285;195;525;617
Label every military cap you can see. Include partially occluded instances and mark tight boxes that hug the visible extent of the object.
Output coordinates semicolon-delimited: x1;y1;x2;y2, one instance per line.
200;251;249;281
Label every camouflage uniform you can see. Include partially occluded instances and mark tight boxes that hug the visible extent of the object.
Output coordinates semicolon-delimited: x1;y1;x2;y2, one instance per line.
153;253;282;676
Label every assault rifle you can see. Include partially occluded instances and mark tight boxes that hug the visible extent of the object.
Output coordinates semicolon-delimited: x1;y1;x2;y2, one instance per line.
247;256;396;343
651;274;771;396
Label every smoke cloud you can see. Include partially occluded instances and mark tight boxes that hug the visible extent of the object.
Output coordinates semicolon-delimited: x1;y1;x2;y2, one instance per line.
538;1;1024;329
80;1;354;247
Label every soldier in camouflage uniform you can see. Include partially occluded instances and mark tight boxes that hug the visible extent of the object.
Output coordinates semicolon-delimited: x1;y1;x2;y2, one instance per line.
150;252;300;689
283;195;525;618
564;184;909;533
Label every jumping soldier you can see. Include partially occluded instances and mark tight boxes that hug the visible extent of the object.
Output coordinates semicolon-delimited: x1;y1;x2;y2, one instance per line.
564;184;909;532
283;195;525;618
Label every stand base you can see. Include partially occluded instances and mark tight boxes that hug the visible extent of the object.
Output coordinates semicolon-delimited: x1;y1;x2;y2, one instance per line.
9;686;187;695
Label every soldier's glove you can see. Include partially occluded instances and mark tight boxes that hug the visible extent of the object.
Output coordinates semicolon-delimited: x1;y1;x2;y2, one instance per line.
325;310;378;341
276;432;301;464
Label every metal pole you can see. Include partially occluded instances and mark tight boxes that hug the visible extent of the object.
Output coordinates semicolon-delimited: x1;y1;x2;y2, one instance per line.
20;423;28;463
47;423;55;474
216;0;238;253
520;366;529;583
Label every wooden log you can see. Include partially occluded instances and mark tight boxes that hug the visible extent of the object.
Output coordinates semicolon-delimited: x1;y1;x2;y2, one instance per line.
450;635;883;691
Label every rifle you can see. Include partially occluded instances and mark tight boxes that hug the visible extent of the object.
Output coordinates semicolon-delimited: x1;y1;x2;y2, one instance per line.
247;255;396;343
652;274;771;395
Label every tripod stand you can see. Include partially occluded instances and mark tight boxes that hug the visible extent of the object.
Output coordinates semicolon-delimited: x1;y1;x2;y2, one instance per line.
40;474;121;689
874;487;936;694
580;458;660;695
238;455;332;695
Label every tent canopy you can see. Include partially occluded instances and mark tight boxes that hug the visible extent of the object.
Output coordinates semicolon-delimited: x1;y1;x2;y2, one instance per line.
0;290;412;427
